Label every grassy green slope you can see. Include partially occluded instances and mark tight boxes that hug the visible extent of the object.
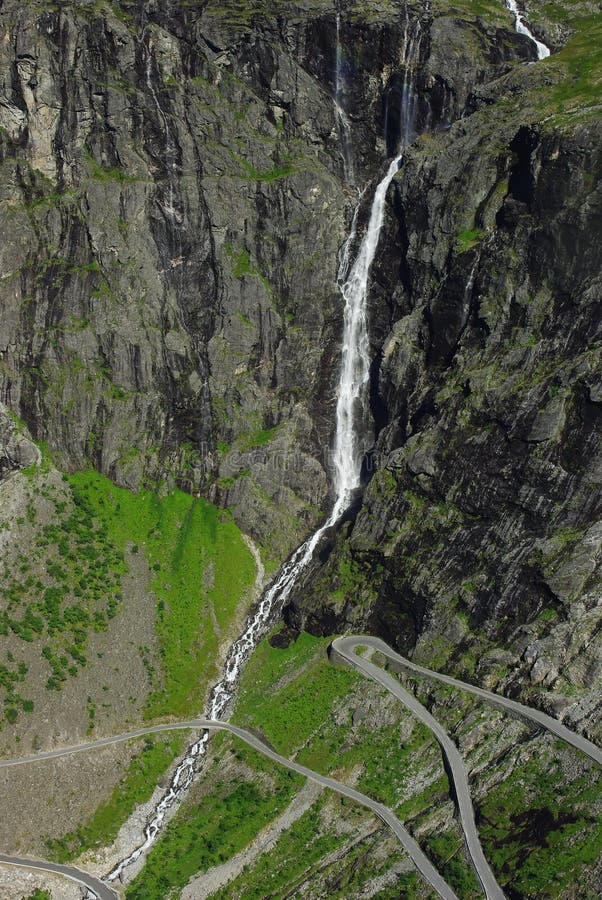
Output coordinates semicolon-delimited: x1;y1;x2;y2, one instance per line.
68;471;256;719
229;634;480;898
44;731;187;862
125;738;303;900
0;445;256;862
128;631;602;899
48;471;255;861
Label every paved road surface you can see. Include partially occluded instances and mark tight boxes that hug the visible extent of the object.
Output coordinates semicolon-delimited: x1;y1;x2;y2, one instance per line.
2;635;601;900
0;719;458;900
332;635;602;899
332;637;505;900
332;636;602;767
0;854;117;900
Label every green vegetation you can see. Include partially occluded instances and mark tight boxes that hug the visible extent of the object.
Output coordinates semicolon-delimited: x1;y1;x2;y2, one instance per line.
456;227;485;253
544;14;602;122
1;458;255;727
233;632;359;755
83;145;136;183
210;795;373;899
125;741;302;900
203;0;329;28
68;470;256;717
21;890;52;900
478;746;602;896
0;473;126;723
239;158;295;181
45;733;186;862
423;831;480;897
433;0;509;26
234;633;447;807
224;634;480;895
224;243;273;298
228;246;256;278
238;424;280;450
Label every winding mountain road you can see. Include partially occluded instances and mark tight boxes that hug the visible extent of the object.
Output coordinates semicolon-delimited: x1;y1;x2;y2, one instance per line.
331;636;602;767
0;718;458;900
0;855;118;900
2;636;601;900
332;636;602;899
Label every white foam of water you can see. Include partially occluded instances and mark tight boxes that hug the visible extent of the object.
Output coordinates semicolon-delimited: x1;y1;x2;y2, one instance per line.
106;12;419;887
504;0;550;59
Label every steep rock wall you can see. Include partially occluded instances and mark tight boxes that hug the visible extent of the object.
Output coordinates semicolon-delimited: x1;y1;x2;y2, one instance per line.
287;65;602;738
0;0;533;559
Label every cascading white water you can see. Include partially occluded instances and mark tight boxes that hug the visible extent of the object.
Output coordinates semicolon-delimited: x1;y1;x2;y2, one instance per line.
383;13;421;153
106;154;402;886
106;14;418;890
504;0;550;59
399;27;421;146
331;154;402;513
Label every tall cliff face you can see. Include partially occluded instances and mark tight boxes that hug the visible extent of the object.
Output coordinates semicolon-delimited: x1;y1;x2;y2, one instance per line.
284;5;602;740
0;0;600;891
0;0;599;724
0;0;539;563
0;0;342;559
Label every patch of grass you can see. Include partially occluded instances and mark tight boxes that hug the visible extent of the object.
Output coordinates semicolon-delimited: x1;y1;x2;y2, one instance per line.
216;468;251;490
228;246;256;277
239;158;295;181
423;830;481;898
45;733;186;862
433;0;509;26
456;227;485;253
83;146;136;184
125;740;302;900
210;795;355;899
233;632;359;755
332;551;366;602
68;471;256;718
234;632;440;806
237;425;280;450
545;15;602;120
224;243;273;297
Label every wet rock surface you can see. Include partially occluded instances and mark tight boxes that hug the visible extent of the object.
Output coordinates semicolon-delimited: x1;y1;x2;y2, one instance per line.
288;95;602;737
0;0;587;736
0;0;601;890
0;0;539;561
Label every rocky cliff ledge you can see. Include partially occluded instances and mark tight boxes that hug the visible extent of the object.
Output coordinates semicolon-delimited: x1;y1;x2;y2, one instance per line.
0;0;541;561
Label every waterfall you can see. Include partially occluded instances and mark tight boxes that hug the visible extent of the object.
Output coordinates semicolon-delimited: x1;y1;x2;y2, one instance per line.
106;12;419;889
399;19;422;146
332;154;402;511
334;12;355;184
106;156;401;886
383;11;422;152
504;0;550;59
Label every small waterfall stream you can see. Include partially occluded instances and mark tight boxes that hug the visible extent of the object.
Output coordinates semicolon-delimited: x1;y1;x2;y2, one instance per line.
105;12;419;890
504;0;550;59
334;12;355;184
106;150;405;887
